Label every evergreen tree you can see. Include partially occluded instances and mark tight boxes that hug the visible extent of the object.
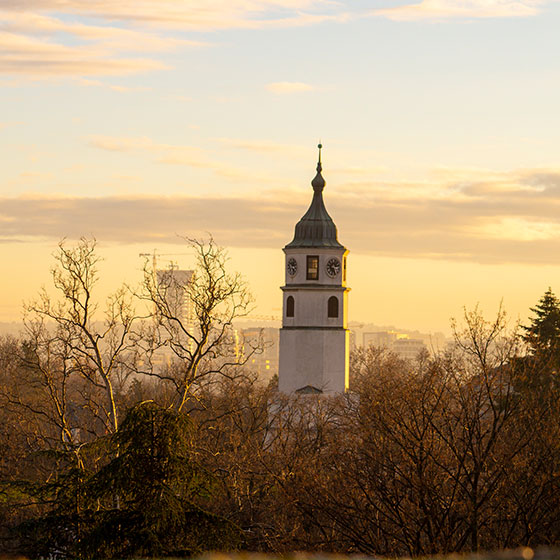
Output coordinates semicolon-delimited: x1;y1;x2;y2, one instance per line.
14;402;241;559
82;402;241;558
518;287;560;384
523;287;560;357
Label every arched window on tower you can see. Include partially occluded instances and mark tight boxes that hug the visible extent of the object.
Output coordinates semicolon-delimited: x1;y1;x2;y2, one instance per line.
286;295;295;317
328;296;339;318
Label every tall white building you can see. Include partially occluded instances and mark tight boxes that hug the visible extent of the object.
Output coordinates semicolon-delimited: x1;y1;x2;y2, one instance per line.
156;268;194;327
278;145;350;395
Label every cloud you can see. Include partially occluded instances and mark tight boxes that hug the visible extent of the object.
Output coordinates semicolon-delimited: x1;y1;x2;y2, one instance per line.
265;81;315;94
1;12;206;50
0;194;296;247
0;8;204;78
86;134;278;181
79;78;151;92
87;134;217;168
4;166;560;265
375;0;549;21
88;135;161;152
328;165;390;178
0;120;24;130
473;217;560;241
0;31;166;77
217;137;308;155
1;0;547;79
0;1;346;31
0;1;355;78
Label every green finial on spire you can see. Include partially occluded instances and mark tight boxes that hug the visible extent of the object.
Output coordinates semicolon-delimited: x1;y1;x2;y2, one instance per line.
312;142;325;192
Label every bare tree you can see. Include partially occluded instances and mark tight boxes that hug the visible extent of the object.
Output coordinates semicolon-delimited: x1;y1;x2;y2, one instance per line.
444;306;523;550
19;238;142;439
267;309;535;556
0;239;145;552
141;237;255;411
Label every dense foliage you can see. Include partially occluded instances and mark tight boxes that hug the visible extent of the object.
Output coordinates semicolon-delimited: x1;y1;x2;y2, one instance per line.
523;287;560;372
1;240;560;558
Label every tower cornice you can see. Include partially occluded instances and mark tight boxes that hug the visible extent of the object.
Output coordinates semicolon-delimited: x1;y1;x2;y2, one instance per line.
281;285;350;292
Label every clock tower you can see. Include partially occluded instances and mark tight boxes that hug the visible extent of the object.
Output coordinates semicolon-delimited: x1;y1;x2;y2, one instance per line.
278;145;350;395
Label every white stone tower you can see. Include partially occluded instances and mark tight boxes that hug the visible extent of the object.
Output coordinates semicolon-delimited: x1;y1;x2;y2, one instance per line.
278;145;349;395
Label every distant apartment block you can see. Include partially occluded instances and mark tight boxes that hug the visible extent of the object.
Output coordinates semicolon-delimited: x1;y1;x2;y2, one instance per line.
391;338;427;360
239;327;279;383
363;331;398;349
362;330;428;360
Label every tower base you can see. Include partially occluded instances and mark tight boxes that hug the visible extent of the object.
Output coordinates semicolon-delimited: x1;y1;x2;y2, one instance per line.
278;327;349;395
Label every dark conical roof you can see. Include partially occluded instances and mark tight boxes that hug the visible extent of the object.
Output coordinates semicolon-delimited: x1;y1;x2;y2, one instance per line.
285;144;344;249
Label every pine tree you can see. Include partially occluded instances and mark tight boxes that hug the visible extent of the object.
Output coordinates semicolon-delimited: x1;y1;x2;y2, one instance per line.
82;402;242;558
523;287;560;364
14;403;242;559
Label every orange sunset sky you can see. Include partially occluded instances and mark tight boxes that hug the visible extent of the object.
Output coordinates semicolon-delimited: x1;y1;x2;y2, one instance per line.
2;0;560;333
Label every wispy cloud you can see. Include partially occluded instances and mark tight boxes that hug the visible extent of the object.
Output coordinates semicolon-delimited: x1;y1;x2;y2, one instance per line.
87;134;276;181
265;81;315;94
87;134;216;167
0;120;24;130
0;194;296;247
0;8;203;79
217;137;308;155
0;1;353;78
79;79;151;92
0;30;166;77
1;12;206;50
375;0;549;21
0;0;548;79
473;217;560;241
4;166;560;264
88;135;163;152
0;1;346;31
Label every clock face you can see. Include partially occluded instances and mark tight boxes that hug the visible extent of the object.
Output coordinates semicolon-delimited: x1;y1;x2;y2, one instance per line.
287;257;298;277
326;257;341;278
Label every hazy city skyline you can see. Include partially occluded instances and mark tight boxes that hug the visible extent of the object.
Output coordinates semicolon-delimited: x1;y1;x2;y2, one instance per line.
2;0;560;332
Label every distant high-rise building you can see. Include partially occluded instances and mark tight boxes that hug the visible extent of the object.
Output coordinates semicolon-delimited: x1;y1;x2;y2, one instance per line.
143;268;196;368
156;268;194;327
278;145;350;395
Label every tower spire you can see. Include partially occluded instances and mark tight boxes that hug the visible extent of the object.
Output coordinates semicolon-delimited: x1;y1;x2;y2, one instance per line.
312;142;325;192
285;143;343;249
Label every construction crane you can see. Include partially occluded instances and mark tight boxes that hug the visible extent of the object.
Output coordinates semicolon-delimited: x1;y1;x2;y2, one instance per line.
138;250;191;273
138;250;193;289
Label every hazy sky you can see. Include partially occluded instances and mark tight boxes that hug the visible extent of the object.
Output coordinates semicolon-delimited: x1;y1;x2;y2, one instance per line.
2;0;560;333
